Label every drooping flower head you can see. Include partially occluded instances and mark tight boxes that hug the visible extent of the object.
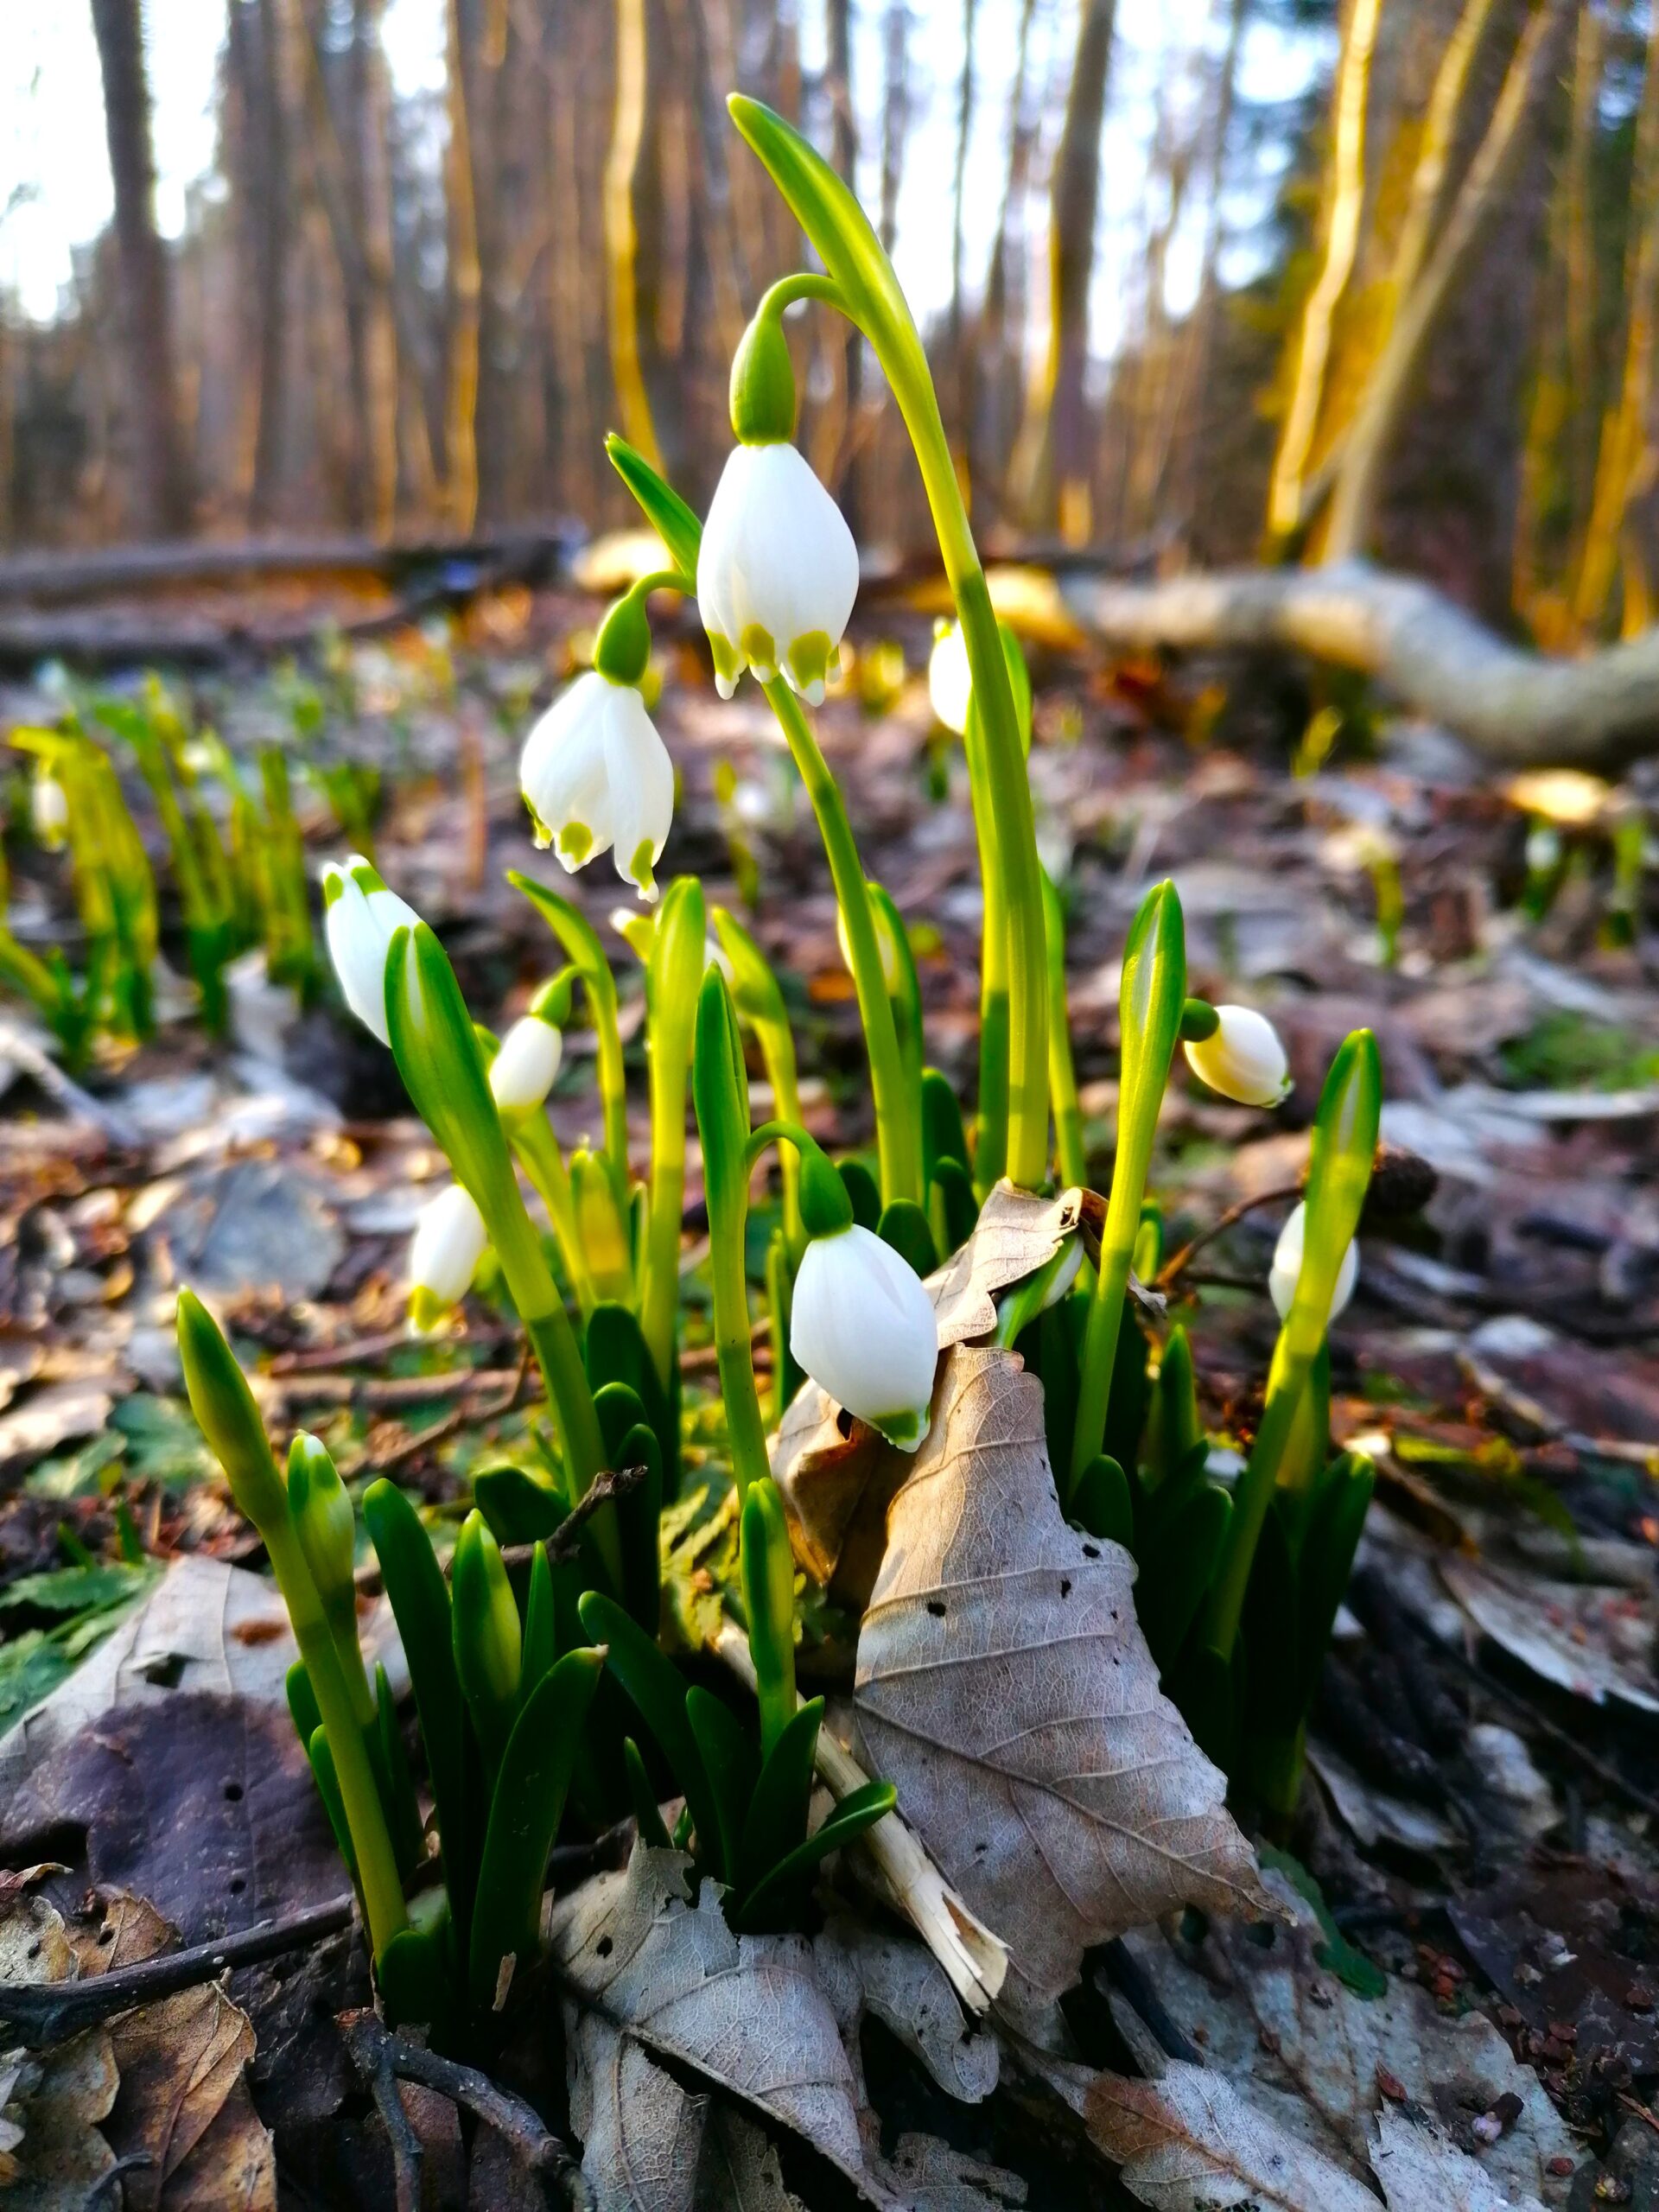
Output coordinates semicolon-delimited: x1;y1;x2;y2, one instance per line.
1184;1004;1292;1109
407;1183;489;1332
30;768;69;849
696;308;860;706
1269;1200;1357;1324
519;593;674;903
321;854;420;1045
927;620;972;736
488;971;573;1121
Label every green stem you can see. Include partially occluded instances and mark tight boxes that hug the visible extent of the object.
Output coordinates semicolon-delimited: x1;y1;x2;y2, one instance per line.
1044;873;1086;1189
1069;1110;1161;1486
640;1042;690;1385
509;1113;595;1319
763;679;923;1206
1204;1331;1315;1658
965;699;1011;1194
265;1517;406;1958
709;1198;772;1507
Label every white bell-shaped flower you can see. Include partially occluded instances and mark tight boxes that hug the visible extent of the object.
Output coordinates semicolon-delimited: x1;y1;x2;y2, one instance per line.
30;770;69;848
1269;1201;1357;1324
1185;1006;1292;1109
790;1223;939;1451
696;442;860;705
408;1184;489;1332
322;854;420;1046
1042;1235;1084;1308
519;671;674;904
927;621;972;736
490;1012;563;1118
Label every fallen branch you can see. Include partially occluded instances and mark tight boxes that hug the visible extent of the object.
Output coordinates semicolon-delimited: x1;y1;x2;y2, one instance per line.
340;2009;592;2210
1060;559;1659;767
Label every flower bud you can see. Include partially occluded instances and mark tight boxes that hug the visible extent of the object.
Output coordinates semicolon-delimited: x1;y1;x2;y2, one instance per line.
451;1509;521;1770
1184;1005;1291;1109
321;855;419;1045
927;622;972;737
407;1183;488;1332
287;1433;359;1652
176;1288;288;1534
696;442;860;705
789;1222;938;1451
489;1010;563;1119
519;670;674;903
1269;1201;1357;1324
30;770;69;849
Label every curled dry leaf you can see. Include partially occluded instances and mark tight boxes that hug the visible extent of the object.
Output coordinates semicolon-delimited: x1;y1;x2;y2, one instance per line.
925;1181;1090;1351
547;1842;871;2211
855;1344;1268;2018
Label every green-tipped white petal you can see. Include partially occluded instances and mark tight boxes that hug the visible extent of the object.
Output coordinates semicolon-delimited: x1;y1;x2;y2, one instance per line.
1269;1200;1357;1324
696;442;859;705
322;854;420;1046
30;771;69;848
1184;1005;1291;1109
789;1223;938;1451
407;1183;488;1330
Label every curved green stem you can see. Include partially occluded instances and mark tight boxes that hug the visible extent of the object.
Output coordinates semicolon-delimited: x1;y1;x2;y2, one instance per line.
762;680;922;1206
639;879;705;1388
508;874;631;1207
509;1111;596;1319
1043;872;1086;1190
963;697;1010;1193
728;98;1049;1190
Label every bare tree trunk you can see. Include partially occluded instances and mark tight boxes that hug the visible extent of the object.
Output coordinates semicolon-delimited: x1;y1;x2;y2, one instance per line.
878;1;909;258
1320;0;1567;563
443;0;483;527
977;0;1039;511
90;0;193;535
227;0;289;528
815;0;863;512
605;0;662;467
949;0;978;369
348;0;400;535
1264;0;1382;545
1013;0;1116;539
1573;0;1659;638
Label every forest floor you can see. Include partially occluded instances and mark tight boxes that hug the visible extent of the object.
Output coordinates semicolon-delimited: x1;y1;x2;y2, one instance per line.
0;574;1656;2209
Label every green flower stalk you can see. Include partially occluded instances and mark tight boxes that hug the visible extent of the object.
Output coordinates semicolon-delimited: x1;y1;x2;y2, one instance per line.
1071;882;1187;1489
1204;1029;1382;1659
508;875;631;1204
713;907;806;1260
741;1478;798;1759
639;876;707;1387
385;924;613;1579
287;1432;374;1728
727;96;1050;1192
1043;870;1086;1191
692;965;772;1500
176;1292;407;1961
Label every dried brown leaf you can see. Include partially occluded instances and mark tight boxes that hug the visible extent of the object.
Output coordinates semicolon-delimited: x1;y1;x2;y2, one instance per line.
1086;2062;1380;2211
1369;2109;1547;2212
855;1344;1268;2016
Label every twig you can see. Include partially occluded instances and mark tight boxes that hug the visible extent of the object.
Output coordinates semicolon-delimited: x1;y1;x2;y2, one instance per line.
1156;1184;1300;1292
0;1897;356;2047
340;2010;592;2210
348;2015;423;2212
349;1351;531;1475
496;1463;650;1573
275;1366;524;1410
712;1617;1009;2016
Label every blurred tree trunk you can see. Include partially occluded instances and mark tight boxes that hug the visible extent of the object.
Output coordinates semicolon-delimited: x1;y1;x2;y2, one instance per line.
90;0;193;535
949;0;978;461
1573;0;1659;637
1265;0;1382;546
1321;0;1566;563
878;2;909;257
977;0;1039;513
605;0;662;467
1014;0;1116;540
347;0;401;534
443;0;483;527
226;0;288;528
814;0;862;512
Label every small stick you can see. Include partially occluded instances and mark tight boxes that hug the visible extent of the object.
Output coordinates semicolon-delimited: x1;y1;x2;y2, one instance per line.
352;1351;531;1476
1156;1183;1301;1292
495;1463;650;1573
341;2010;592;2210
0;1896;356;2047
349;2015;423;2212
712;1617;1009;2015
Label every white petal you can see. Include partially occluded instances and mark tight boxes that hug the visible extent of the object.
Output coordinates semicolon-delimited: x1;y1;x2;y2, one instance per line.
697;442;859;688
1269;1201;1357;1322
520;671;616;864
490;1015;563;1114
696;446;753;648
601;683;676;902
790;1224;938;1448
1041;1236;1084;1308
324;871;387;1041
1185;1006;1290;1108
409;1184;488;1305
927;624;972;736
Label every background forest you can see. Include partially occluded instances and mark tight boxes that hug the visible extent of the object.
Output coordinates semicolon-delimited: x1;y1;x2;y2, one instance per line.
5;0;1656;645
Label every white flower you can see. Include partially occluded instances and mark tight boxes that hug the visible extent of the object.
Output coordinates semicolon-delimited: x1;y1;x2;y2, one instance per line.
696;442;860;705
490;1013;563;1118
519;671;673;903
408;1184;488;1331
1269;1201;1357;1324
30;771;68;848
790;1224;939;1451
927;622;972;736
322;854;420;1045
1043;1236;1084;1307
1185;1006;1292;1109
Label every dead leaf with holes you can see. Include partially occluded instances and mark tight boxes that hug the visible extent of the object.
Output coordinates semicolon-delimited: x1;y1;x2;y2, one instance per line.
854;1343;1268;2021
1440;1555;1659;1714
0;1884;118;2211
1087;2063;1382;2212
925;1181;1090;1350
548;1842;874;2209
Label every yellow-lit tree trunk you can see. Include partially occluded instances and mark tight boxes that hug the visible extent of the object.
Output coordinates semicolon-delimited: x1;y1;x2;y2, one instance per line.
443;0;481;532
1573;0;1659;639
1266;0;1382;544
604;0;662;471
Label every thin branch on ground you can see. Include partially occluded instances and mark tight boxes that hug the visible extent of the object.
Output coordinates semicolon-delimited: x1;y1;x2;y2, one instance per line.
1156;1183;1302;1291
496;1461;650;1573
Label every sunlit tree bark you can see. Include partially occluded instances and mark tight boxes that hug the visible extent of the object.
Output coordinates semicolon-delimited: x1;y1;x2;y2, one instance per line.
604;0;661;470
